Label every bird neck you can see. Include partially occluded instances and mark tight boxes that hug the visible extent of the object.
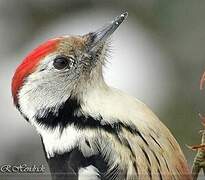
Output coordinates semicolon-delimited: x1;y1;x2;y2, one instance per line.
72;60;108;99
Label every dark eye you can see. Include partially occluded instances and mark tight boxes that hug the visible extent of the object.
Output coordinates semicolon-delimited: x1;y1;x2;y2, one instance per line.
53;56;74;70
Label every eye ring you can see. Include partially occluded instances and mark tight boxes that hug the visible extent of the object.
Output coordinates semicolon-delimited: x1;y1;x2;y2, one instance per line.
53;56;75;70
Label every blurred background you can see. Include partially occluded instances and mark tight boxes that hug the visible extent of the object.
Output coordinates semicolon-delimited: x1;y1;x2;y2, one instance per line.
1;0;205;179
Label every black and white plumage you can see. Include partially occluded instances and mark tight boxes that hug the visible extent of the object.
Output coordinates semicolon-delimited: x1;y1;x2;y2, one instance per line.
12;12;192;180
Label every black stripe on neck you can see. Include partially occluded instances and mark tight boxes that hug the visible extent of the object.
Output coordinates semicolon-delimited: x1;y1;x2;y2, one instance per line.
35;98;145;145
35;98;81;130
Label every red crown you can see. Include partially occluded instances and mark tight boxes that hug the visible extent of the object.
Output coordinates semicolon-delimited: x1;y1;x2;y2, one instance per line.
12;38;61;105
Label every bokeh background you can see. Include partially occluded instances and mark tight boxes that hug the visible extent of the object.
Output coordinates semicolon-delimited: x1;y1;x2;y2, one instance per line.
1;0;205;179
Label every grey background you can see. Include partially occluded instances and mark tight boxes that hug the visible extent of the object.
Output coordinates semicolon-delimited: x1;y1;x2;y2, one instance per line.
1;0;205;179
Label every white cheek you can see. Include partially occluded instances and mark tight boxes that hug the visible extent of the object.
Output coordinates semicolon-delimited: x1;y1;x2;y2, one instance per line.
18;74;71;120
18;87;38;120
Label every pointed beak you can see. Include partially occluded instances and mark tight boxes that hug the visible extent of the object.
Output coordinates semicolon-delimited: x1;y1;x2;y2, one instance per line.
200;71;205;90
86;12;128;51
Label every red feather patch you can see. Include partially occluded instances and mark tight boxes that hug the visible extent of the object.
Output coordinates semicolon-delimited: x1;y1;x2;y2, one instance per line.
12;38;61;105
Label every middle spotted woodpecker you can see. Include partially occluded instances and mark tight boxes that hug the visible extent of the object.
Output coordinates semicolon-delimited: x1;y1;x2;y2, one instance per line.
12;12;191;180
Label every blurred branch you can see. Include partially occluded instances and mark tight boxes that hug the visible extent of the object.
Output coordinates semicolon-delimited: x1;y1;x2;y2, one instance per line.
190;115;205;180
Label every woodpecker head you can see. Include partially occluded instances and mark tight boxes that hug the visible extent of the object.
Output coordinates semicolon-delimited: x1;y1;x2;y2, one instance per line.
12;12;128;121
